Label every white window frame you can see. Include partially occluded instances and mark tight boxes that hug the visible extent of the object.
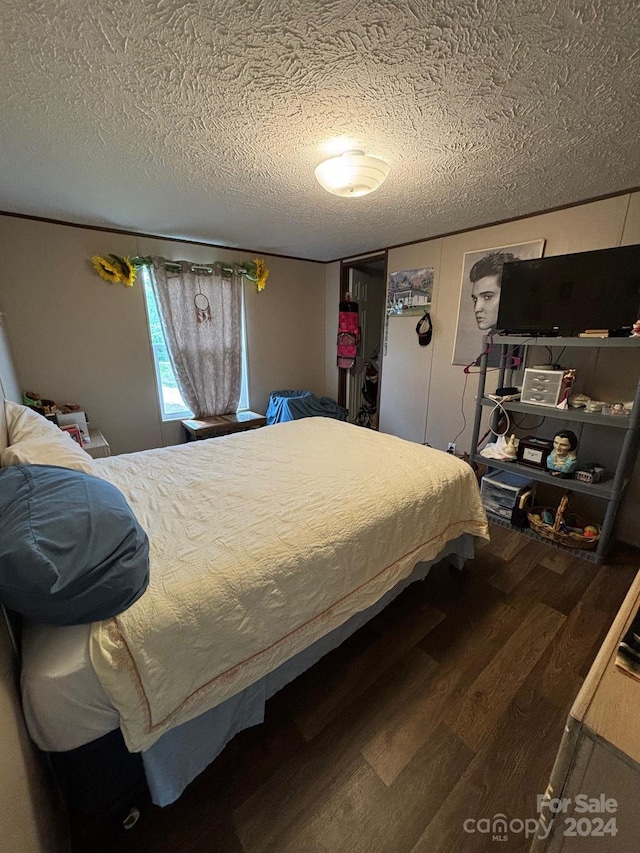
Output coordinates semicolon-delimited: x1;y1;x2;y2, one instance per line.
142;266;249;421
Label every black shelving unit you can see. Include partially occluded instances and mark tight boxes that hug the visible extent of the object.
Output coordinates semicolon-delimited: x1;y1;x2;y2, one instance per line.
470;336;640;563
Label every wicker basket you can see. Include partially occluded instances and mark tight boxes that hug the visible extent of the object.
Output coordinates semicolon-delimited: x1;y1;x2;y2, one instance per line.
527;494;600;551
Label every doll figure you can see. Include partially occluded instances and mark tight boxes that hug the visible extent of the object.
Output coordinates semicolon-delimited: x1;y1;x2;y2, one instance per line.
556;368;576;409
631;320;640;338
546;429;579;477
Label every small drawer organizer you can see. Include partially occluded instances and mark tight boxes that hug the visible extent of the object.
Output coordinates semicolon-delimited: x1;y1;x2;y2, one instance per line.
520;368;565;407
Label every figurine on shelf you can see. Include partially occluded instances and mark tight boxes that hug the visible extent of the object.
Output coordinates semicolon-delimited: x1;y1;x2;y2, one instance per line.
556;368;576;410
503;434;518;459
630;320;640;338
546;429;579;477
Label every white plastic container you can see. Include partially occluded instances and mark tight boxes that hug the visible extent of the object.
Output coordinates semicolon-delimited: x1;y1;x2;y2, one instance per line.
520;368;565;407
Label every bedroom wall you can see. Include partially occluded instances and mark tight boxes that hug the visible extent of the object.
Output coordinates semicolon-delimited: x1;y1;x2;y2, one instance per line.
0;216;326;454
328;190;640;546
377;240;442;443
420;193;637;454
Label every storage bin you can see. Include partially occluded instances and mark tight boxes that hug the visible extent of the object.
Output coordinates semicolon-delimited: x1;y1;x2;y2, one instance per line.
481;469;535;525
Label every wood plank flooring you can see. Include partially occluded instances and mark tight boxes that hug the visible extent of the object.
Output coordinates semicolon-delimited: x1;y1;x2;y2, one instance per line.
103;527;639;853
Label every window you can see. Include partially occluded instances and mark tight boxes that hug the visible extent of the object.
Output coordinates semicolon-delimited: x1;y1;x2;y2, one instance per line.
142;267;249;420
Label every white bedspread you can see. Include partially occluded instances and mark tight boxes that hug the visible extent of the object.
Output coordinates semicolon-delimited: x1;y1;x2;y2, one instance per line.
90;418;488;751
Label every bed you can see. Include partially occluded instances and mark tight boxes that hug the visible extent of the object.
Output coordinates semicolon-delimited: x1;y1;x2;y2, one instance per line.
0;352;489;834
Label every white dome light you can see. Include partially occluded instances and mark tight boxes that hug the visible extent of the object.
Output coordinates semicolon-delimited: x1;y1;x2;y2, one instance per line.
315;150;390;197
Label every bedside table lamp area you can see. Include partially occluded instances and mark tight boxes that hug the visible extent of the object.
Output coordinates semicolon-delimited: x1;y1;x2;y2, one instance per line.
55;411;110;458
60;424;111;458
83;428;110;459
17;394;112;458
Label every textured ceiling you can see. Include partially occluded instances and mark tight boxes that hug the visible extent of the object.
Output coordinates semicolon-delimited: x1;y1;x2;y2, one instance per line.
1;0;639;262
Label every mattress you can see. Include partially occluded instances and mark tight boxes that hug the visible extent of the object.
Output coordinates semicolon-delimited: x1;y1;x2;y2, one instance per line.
21;622;119;751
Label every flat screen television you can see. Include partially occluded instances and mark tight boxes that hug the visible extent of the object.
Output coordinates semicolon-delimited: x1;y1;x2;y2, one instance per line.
496;244;640;336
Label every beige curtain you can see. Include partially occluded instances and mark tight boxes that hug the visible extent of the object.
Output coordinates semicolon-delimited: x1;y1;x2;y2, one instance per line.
150;257;242;418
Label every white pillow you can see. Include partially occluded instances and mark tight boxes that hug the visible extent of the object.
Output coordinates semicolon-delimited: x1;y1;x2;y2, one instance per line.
1;433;95;475
5;400;62;443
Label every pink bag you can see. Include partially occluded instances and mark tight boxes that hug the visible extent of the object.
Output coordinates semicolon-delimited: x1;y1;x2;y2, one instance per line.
337;302;359;369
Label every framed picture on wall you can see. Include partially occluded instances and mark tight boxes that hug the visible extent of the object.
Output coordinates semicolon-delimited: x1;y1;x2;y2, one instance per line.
386;267;434;317
452;240;545;366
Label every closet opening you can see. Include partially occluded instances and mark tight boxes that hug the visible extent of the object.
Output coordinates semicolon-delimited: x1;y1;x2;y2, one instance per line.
338;254;387;429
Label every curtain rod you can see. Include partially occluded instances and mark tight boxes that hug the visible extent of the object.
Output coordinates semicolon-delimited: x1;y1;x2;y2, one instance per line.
91;253;269;291
131;255;259;280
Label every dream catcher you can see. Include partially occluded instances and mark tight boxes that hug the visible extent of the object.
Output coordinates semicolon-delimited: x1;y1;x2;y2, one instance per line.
194;291;212;323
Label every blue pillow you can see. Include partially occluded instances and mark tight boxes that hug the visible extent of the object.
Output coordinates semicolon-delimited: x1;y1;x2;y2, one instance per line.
0;465;149;625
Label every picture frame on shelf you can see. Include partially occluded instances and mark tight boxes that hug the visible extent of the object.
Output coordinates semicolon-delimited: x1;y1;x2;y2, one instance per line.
56;410;89;439
60;424;83;446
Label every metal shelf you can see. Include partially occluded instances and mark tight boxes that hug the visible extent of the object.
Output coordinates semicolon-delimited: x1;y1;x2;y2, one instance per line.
472;336;640;563
479;397;632;429
494;335;640;348
471;453;618;499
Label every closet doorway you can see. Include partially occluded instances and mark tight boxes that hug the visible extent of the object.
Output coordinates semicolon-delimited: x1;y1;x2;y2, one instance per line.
338;254;387;428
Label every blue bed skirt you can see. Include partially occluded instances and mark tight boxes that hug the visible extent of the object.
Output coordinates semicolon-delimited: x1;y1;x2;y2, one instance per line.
142;533;476;806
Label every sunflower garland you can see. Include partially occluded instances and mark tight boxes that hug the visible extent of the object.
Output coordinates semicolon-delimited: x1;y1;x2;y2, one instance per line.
91;255;121;283
252;258;269;292
91;254;137;287
114;255;136;286
240;258;269;292
91;253;269;291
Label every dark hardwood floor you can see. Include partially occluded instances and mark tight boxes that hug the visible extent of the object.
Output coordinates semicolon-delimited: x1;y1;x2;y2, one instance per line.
104;526;639;853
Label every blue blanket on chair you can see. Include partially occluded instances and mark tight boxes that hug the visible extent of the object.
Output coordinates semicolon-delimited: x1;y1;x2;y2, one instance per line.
266;390;348;425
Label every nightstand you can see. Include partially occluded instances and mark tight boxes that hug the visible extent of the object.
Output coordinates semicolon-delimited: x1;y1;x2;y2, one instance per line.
84;428;111;459
182;411;266;441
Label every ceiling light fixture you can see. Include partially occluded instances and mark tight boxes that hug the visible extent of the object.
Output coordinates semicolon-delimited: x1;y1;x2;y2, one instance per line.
315;150;390;197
